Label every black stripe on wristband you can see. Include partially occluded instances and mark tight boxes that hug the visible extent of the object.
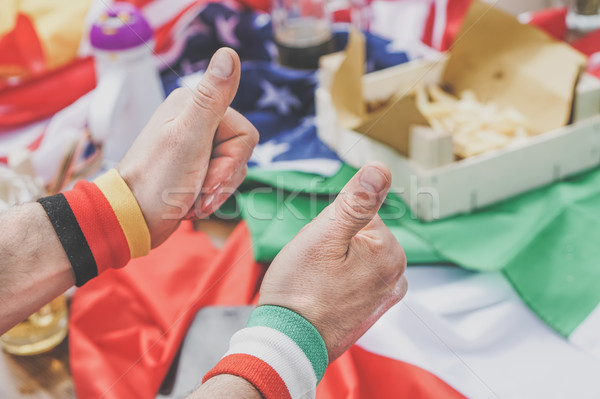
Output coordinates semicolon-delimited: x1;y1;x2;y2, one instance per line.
38;194;98;287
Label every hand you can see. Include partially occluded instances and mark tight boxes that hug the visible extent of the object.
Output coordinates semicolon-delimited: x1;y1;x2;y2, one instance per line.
118;48;259;247
257;162;408;361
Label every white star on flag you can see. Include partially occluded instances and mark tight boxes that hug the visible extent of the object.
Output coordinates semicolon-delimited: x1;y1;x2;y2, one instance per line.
250;141;290;166
254;13;270;29
215;14;240;48
257;79;302;115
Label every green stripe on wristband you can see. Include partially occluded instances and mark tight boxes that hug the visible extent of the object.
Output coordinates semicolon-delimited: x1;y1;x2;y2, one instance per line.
246;305;329;382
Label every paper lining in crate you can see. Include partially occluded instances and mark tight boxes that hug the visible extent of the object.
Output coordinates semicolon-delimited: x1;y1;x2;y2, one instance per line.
316;2;600;221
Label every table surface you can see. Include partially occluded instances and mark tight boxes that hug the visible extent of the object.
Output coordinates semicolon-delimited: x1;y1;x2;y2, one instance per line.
0;219;237;399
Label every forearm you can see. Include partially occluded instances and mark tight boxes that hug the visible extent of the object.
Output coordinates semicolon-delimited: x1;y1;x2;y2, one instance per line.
0;167;152;334
0;202;74;334
188;375;262;399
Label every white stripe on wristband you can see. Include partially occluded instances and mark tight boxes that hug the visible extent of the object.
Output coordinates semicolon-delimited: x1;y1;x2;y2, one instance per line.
203;306;329;398
224;326;318;398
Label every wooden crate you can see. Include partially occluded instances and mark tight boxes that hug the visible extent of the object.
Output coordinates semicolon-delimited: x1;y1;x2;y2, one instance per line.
316;58;600;221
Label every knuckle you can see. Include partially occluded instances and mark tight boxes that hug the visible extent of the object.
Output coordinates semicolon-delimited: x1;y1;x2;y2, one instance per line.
393;242;407;273
379;241;406;282
392;276;408;301
367;236;386;255
237;125;260;160
192;80;225;112
248;125;260;147
389;288;405;306
336;192;372;221
391;245;407;277
233;164;249;186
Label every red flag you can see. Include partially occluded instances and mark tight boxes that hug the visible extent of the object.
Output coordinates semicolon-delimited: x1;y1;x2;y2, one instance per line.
69;221;265;398
525;7;567;41
422;0;473;51
0;13;46;80
0;57;95;129
318;346;464;399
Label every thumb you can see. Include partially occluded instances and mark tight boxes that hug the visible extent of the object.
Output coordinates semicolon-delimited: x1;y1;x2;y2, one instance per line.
316;162;391;244
178;47;241;136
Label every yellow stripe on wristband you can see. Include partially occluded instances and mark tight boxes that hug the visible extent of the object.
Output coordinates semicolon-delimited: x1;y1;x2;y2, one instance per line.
94;169;151;258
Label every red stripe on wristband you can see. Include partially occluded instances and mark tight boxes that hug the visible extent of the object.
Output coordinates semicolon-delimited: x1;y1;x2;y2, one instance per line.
63;180;130;275
203;353;292;399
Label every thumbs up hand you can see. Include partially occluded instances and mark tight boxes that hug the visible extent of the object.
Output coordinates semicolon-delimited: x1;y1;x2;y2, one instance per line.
118;48;258;247
257;162;408;362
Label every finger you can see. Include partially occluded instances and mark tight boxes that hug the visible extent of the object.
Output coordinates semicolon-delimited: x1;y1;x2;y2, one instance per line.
388;275;409;307
185;108;258;219
177;48;241;146
207;108;258;178
314;162;391;245
212;108;260;150
348;210;406;273
359;213;386;235
192;164;248;219
200;109;257;212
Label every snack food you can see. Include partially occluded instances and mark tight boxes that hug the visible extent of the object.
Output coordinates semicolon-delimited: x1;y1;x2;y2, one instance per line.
416;85;533;158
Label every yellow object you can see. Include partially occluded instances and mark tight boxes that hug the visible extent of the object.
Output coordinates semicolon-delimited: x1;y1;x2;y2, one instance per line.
328;29;429;156
0;0;18;37
1;295;68;356
0;0;94;76
118;11;131;23
94;169;152;258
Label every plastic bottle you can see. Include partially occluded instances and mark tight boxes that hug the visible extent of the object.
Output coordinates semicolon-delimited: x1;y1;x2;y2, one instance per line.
89;4;164;168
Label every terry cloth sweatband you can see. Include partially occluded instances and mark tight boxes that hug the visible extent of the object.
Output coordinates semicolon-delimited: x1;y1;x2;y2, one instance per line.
202;305;329;399
38;169;150;286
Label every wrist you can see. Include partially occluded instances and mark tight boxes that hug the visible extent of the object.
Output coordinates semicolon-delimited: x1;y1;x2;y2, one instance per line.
117;164;191;248
203;305;329;399
93;169;151;258
192;374;261;398
37;169;151;286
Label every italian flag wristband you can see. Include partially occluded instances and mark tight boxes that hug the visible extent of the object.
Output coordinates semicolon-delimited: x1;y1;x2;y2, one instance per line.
38;169;151;286
203;305;329;399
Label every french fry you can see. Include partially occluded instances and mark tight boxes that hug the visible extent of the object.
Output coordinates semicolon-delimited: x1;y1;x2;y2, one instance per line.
417;84;533;158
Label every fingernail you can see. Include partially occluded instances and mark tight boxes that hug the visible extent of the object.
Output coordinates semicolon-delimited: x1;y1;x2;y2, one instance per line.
201;193;215;212
360;166;388;193
196;211;210;219
209;49;234;78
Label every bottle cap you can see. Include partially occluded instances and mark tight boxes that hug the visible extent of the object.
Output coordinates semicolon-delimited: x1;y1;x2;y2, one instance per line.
90;4;153;51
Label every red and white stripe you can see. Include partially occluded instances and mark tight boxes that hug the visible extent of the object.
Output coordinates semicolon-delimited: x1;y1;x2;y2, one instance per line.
222;326;317;398
351;266;600;398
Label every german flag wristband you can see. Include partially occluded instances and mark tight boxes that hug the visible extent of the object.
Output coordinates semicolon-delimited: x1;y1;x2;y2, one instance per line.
203;305;329;399
38;169;151;287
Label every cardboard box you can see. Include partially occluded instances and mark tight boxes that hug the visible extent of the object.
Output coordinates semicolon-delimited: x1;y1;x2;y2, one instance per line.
316;2;600;221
